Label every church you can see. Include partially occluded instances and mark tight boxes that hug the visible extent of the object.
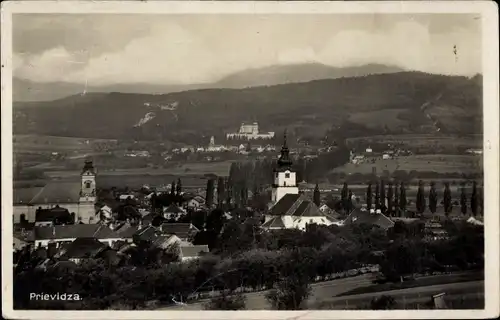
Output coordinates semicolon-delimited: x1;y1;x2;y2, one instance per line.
262;132;341;231
13;159;99;224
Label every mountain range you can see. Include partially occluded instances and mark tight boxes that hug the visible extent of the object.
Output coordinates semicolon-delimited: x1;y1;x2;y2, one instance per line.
13;70;483;142
14;63;404;102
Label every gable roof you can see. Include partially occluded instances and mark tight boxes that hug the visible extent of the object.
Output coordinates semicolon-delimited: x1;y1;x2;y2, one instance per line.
14;187;44;205
269;194;301;215
159;223;199;239
60;237;107;259
34;224;120;241
133;225;160;242
270;193;328;218
163;204;185;214
343;208;395;230
35;206;72;222
261;216;286;229
29;182;82;205
180;245;209;258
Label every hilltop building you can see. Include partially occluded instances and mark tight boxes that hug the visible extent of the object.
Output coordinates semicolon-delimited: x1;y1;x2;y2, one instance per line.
13;159;100;224
226;122;275;140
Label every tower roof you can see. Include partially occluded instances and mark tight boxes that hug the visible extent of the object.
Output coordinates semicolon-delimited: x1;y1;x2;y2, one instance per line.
277;130;293;170
82;159;96;175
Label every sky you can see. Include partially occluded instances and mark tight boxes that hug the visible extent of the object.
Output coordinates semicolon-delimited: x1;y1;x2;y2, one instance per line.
13;14;482;86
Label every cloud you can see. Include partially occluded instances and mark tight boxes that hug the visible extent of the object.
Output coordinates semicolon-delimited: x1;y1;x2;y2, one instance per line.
13;15;482;85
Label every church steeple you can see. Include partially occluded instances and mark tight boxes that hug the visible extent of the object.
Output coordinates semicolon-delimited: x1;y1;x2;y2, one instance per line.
277;129;293;170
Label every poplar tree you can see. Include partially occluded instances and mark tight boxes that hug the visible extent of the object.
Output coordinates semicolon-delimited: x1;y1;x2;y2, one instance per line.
399;182;407;216
428;181;438;215
206;179;215;209
380;180;386;213
387;182;394;216
416;180;426;215
375;182;380;210
471;181;478;216
460;184;467;216
394;183;400;216
313;183;321;207
443;182;452;216
341;182;349;214
366;182;373;211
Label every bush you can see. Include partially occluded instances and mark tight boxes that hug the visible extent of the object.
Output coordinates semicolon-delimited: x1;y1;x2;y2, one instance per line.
204;290;246;310
370;295;397;309
265;277;311;310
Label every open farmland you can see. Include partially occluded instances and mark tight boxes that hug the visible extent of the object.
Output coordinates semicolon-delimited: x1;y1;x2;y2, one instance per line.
345;134;482;149
331;155;482;176
13;134;118;153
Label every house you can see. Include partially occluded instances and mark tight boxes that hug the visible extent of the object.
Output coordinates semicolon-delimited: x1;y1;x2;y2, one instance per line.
159;223;199;242
262;194;341;231
119;194;136;201
152;234;183;250
33;224;122;248
163;204;187;220
98;205;113;220
179;245;209;262
57;237;109;264
343;208;395;230
13;236;30;252
34;205;74;227
186;195;205;209
132;225;160;245
466;216;484;226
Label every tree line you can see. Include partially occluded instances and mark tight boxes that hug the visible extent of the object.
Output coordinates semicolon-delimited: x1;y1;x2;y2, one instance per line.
337;180;483;217
14;217;483;310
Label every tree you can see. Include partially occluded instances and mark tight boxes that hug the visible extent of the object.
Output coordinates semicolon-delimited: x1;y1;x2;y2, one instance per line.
443;183;452;216
399;182;407;216
217;177;225;208
170;180;176;196
460;184;467;216
394;183;399;217
366;182;373;211
206;179;215;209
429;181;438;215
380;180;386;213
387;182;394;216
416;180;426;215
176;178;182;195
341;182;349;214
204;290;246;310
375;182;380;210
347;190;354;212
265;277;311;310
313;183;321;207
470;181;478;216
370;295;397;310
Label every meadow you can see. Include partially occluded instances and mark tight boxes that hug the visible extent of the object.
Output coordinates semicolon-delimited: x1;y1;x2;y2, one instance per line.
331;155;482;176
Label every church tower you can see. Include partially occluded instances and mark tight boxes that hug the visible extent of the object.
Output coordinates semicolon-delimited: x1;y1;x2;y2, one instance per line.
79;159;98;223
271;130;299;204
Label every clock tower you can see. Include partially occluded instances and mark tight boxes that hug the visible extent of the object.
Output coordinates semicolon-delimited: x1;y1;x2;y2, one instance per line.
271;130;299;204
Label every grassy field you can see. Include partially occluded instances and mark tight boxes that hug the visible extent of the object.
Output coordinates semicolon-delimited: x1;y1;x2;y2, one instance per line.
337;272;484;297
332;155;482;175
13;134;117;153
348;109;409;130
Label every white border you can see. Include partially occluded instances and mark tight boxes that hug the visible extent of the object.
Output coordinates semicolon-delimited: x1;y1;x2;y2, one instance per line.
1;1;499;319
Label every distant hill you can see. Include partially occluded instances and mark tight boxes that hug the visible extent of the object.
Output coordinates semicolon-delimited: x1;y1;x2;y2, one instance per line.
214;63;405;88
13;72;483;142
13;63;403;102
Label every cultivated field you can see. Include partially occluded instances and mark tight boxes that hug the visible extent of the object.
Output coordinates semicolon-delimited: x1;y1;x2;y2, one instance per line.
345;134;482;149
13;134;117;153
332;155;482;175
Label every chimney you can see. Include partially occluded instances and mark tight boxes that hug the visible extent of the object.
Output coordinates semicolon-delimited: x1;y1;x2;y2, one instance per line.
52;226;56;236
